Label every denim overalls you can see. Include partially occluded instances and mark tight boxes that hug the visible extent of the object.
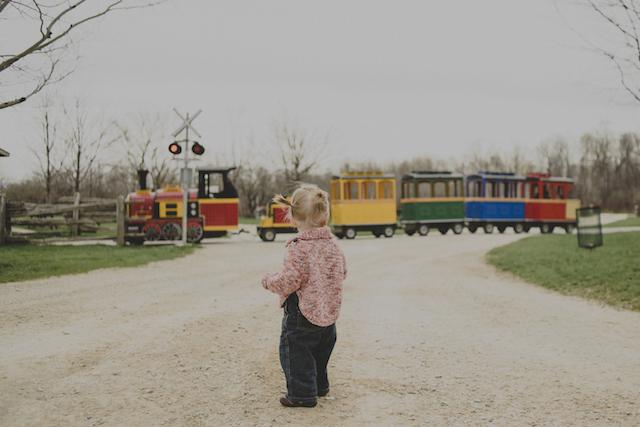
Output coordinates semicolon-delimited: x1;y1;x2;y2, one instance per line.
280;293;337;405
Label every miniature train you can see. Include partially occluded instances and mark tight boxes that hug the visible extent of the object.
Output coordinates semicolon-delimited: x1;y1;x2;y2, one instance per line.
124;168;239;244
258;171;580;240
125;168;579;244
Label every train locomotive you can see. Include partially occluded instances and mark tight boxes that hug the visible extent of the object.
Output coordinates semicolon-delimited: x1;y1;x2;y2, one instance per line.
124;168;239;244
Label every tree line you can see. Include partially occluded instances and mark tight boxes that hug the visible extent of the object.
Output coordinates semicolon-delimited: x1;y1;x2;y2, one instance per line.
1;103;639;215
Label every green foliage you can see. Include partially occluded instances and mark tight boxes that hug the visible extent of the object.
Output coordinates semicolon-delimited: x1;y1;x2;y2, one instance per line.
487;233;640;311
0;244;196;284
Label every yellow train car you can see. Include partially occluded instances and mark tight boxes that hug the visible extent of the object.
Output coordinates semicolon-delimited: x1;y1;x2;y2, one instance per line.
329;172;397;239
257;200;297;241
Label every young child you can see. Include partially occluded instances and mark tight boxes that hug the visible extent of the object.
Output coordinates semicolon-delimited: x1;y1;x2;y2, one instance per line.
261;184;347;408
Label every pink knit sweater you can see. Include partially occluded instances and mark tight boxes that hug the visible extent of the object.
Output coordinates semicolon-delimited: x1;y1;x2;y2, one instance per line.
261;227;347;327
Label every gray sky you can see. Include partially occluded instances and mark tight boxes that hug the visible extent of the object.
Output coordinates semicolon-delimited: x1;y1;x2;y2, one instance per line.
2;0;640;182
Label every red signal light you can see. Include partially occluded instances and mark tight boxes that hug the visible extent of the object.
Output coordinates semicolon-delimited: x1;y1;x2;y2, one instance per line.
191;142;205;155
168;142;182;155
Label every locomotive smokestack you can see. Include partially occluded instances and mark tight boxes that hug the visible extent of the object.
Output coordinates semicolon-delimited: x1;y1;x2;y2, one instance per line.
137;169;149;191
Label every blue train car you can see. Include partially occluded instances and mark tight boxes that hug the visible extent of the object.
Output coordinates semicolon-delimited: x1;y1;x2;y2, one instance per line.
464;172;527;233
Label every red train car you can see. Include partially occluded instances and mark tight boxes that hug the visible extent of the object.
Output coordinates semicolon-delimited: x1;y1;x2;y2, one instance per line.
125;168;239;244
523;173;580;233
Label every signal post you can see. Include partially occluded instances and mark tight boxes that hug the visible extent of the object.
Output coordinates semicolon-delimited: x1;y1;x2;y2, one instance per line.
170;109;206;245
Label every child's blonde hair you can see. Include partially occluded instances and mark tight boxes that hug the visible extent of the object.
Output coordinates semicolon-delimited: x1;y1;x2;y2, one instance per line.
273;184;330;228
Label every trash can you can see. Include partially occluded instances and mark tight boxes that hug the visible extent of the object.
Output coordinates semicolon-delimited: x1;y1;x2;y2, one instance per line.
576;206;603;249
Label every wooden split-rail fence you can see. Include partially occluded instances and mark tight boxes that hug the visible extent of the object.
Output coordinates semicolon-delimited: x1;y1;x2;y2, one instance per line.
0;193;126;246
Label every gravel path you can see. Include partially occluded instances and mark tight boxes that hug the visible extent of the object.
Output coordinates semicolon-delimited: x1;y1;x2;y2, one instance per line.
1;232;639;426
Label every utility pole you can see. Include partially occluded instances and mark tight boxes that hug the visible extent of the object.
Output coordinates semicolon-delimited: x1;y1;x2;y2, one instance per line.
172;109;202;245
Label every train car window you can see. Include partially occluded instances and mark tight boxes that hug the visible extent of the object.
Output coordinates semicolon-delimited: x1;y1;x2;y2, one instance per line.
531;184;539;199
507;182;515;198
379;181;394;199
331;181;340;200
434;182;446;197
485;181;493;198
402;182;414;198
343;181;359;200
543;184;551;199
455;181;462;197
363;181;376;199
447;181;455;197
417;182;432;198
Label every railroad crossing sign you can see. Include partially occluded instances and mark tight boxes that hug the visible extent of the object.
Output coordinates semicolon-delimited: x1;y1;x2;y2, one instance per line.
172;108;203;246
172;108;202;139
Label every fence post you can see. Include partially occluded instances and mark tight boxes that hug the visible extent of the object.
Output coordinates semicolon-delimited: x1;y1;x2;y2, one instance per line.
71;192;80;238
116;196;125;247
0;194;6;245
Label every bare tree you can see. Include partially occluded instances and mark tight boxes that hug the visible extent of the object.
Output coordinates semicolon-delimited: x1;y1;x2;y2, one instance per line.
537;139;571;176
0;0;164;110
116;114;175;190
273;120;328;182
31;97;62;202
63;100;115;194
561;1;640;103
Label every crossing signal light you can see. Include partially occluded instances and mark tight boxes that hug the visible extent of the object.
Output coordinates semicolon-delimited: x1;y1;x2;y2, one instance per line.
168;142;182;155
191;142;205;155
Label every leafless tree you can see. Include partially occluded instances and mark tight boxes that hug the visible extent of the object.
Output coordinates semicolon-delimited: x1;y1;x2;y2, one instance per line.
0;0;164;110
116;114;175;190
63;100;116;194
560;0;640;103
30;97;63;202
273;120;328;183
537;139;571;176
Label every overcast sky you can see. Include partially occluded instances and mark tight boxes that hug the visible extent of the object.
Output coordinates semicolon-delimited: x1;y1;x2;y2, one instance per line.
1;0;640;182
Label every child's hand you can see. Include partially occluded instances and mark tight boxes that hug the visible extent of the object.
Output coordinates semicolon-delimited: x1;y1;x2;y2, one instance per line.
261;273;275;289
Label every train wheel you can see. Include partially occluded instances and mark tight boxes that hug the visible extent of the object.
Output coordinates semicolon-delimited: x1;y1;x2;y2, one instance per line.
497;225;506;234
418;224;429;236
162;222;182;240
345;228;357;240
452;223;464;235
513;223;524;234
383;226;395;238
483;224;494;234
187;223;204;243
260;229;276;242
404;225;416;236
438;226;448;235
564;224;575;234
540;223;551;234
143;223;161;241
468;225;478;234
523;224;531;233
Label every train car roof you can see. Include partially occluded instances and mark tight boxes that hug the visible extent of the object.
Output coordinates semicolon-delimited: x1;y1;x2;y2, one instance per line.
530;176;575;184
332;173;395;180
197;167;237;174
467;172;526;181
402;171;463;180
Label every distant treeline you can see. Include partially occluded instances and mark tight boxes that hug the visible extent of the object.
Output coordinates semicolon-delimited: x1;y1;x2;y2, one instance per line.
2;131;639;216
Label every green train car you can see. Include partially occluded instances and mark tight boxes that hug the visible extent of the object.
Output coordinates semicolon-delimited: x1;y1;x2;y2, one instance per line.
399;171;465;235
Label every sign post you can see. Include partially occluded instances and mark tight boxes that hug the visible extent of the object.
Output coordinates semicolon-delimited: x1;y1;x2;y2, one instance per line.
172;109;202;245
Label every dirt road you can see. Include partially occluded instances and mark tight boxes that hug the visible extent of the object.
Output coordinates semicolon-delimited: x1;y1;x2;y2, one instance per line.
1;232;639;426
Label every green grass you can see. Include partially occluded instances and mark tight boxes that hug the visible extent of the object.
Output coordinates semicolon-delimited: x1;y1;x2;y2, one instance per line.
605;216;640;228
0;244;197;284
487;232;640;311
239;216;259;225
